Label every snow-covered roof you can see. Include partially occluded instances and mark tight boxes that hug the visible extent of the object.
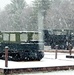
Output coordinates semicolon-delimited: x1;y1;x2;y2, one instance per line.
1;31;41;33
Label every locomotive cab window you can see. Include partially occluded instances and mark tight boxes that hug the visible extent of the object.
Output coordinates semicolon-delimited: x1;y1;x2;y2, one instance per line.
3;34;9;41
32;33;39;41
10;34;16;41
20;33;28;42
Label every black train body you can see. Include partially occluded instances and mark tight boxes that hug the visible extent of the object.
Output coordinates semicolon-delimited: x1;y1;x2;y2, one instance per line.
43;29;74;50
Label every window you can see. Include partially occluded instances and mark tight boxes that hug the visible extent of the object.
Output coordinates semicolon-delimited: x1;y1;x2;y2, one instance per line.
10;34;16;41
20;33;28;42
32;33;39;41
3;34;9;41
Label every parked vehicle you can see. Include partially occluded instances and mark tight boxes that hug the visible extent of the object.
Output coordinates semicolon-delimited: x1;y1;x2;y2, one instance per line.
43;29;74;50
0;31;44;61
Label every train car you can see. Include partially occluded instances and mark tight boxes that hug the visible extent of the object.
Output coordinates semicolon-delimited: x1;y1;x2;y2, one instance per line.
0;31;44;61
43;29;74;50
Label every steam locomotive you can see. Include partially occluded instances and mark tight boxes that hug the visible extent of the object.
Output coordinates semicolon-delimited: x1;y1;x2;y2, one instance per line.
0;31;44;61
43;29;74;50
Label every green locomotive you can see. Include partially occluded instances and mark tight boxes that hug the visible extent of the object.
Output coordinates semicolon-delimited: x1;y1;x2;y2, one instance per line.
0;31;44;61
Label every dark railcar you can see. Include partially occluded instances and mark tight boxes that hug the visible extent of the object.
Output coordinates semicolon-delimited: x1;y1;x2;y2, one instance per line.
43;29;74;50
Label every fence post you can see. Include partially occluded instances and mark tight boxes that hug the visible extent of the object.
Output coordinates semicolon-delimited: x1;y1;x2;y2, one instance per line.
55;45;58;59
5;46;9;67
69;43;72;55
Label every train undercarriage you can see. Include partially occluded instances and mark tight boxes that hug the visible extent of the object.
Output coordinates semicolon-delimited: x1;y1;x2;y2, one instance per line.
0;50;44;61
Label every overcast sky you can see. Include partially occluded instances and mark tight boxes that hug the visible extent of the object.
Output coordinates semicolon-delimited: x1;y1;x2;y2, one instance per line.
0;0;34;10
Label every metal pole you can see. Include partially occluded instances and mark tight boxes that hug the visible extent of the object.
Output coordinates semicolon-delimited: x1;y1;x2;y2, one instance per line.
55;45;58;59
69;43;72;55
5;46;8;67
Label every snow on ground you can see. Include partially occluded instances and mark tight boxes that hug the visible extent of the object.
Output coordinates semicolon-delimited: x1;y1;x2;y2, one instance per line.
15;52;74;75
1;52;74;75
0;52;74;69
44;52;74;60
